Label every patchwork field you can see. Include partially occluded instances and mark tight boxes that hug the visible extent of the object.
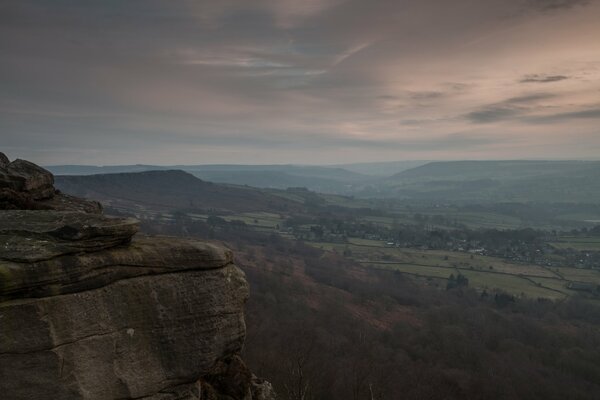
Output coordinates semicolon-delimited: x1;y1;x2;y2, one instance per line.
310;240;598;300
551;236;600;251
187;211;284;232
553;267;600;285
222;212;284;229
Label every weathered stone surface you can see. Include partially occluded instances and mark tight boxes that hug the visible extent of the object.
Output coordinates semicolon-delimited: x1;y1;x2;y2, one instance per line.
0;158;54;209
141;356;276;400
39;191;103;213
0;187;39;210
0;153;101;212
0;261;249;400
1;159;55;200
0;153;275;400
0;152;9;167
0;236;232;300
0;210;139;262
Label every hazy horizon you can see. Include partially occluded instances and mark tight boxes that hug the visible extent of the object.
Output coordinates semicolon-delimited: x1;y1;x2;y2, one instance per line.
40;157;600;168
2;0;600;165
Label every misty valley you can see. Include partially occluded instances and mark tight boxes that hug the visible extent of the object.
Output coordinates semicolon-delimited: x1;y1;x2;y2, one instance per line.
40;160;600;399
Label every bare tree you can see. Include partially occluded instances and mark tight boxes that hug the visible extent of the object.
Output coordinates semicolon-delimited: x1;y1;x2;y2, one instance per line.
283;330;317;400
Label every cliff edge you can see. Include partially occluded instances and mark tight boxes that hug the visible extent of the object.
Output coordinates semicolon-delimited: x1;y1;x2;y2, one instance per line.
0;153;274;400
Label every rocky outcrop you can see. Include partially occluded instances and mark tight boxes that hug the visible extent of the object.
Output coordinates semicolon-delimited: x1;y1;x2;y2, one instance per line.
0;210;139;263
0;152;101;213
0;152;9;167
0;158;54;199
0;153;274;400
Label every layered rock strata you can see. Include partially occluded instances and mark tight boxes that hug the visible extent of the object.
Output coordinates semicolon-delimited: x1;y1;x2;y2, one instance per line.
0;152;273;400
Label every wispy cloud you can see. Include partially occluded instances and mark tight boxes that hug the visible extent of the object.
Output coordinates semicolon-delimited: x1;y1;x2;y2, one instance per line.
527;0;590;12
179;57;290;69
332;42;373;66
526;108;600;123
408;91;445;101
467;107;521;124
520;74;570;83
465;92;555;123
1;0;600;163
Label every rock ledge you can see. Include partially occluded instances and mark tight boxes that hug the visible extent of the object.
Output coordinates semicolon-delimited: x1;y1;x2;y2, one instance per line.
0;152;274;400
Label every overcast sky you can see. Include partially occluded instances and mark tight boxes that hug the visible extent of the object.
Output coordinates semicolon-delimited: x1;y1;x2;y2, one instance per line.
1;0;599;165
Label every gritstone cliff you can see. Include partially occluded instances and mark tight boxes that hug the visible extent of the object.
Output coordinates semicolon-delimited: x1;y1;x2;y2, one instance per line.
0;153;274;400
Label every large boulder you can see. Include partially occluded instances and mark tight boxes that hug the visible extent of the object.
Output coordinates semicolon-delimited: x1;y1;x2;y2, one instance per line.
0;152;9;167
0;153;275;400
2;158;55;199
0;153;101;212
38;191;103;213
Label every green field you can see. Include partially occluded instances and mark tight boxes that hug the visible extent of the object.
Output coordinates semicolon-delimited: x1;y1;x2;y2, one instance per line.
311;239;598;300
553;267;600;284
364;262;457;279
360;215;397;227
418;210;523;229
459;270;564;300
185;211;284;232
222;212;284;229
347;238;387;247
527;277;578;297
364;261;566;300
551;236;600;251
318;193;371;208
355;209;525;230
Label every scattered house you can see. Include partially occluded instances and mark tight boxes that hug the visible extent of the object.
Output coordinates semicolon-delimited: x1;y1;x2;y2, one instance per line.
468;248;486;255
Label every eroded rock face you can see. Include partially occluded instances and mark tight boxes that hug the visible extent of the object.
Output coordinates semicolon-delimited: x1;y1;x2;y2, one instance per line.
0;255;249;399
0;210;139;263
0;236;232;300
1;158;54;199
0;153;274;400
0;152;9;167
0;153;101;212
38;191;103;213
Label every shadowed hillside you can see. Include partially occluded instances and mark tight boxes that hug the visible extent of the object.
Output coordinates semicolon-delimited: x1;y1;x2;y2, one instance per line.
55;170;302;213
48;164;372;194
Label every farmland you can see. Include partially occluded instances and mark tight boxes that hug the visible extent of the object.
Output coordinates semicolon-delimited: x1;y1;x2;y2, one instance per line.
310;240;599;300
64;169;600;302
551;236;600;251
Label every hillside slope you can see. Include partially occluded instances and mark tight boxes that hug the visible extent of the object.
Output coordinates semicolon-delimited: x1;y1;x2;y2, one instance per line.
392;160;600;181
48;164;372;194
55;170;301;213
383;160;600;202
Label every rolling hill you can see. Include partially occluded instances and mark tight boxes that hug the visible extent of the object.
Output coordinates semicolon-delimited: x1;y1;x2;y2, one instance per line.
50;160;600;203
55;170;302;214
47;164;371;194
333;160;429;176
383;160;600;202
391;160;600;181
